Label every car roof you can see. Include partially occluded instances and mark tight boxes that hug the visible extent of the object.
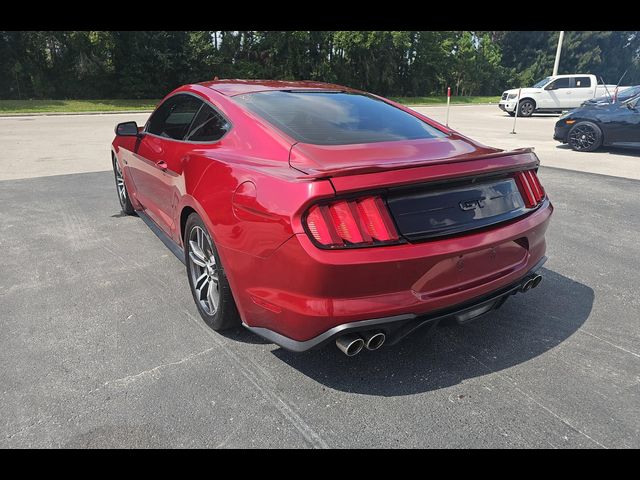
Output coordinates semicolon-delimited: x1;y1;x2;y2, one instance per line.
553;74;590;77
198;79;358;96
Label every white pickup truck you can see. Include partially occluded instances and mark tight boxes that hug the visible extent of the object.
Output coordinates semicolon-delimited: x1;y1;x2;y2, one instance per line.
498;74;627;117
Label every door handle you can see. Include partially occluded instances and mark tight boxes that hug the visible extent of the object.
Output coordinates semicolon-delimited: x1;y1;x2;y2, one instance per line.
155;160;168;171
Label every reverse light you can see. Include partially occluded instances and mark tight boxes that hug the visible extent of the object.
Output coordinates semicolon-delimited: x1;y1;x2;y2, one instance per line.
515;170;546;208
305;196;400;248
306;205;339;245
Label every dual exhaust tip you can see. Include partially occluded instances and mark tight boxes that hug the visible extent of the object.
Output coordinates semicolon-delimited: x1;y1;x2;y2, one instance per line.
335;331;385;356
520;273;543;293
336;273;543;356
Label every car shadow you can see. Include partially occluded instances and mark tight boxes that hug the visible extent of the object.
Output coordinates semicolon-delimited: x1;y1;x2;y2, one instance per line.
502;113;563;119
220;327;272;345
555;144;640;156
602;146;640;157
269;268;593;396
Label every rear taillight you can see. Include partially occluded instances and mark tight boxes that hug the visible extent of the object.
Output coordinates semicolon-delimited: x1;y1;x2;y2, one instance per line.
515;170;546;208
304;196;400;248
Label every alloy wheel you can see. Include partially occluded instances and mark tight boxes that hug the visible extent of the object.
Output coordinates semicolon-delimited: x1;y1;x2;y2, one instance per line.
114;160;127;206
569;125;597;150
188;226;220;316
519;101;534;116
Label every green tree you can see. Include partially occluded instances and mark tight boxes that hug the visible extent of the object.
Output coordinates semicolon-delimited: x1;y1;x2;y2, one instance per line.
1;31;638;100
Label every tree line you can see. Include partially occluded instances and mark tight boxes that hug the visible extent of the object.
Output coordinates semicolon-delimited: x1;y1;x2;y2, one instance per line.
1;31;638;100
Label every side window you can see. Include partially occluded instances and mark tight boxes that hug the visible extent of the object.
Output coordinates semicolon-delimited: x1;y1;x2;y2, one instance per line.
185;104;231;142
574;77;591;88
146;94;203;140
548;77;571;89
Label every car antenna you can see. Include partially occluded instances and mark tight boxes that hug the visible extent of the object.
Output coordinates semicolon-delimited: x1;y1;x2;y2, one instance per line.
616;69;629;87
600;76;612;102
613;69;629;102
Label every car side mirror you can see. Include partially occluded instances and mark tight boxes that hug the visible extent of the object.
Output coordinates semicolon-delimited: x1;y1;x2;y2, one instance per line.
545;84;555;91
115;121;140;136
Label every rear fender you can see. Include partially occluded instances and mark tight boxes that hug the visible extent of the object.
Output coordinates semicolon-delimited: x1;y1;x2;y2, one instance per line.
189;157;335;258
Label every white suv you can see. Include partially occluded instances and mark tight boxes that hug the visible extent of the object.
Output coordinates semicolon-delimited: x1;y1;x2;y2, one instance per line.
499;74;624;117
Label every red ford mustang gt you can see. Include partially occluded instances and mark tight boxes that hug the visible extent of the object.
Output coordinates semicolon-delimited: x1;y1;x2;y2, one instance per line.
111;79;553;356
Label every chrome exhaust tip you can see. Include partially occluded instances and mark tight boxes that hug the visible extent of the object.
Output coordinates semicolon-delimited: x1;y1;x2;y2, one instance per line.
362;331;386;351
531;274;543;289
336;334;365;356
520;278;534;293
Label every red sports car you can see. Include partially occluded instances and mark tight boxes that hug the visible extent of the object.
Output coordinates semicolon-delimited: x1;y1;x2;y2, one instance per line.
111;79;552;356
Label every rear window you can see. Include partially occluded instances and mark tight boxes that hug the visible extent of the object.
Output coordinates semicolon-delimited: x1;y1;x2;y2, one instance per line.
574;76;591;88
234;91;446;145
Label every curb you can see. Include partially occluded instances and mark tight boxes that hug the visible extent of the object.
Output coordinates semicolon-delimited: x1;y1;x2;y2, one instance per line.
0;110;154;117
405;103;498;107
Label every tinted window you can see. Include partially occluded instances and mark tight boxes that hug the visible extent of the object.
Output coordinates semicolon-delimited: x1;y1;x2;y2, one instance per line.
185;104;230;142
628;94;640;108
574;77;591;88
147;94;202;140
234;91;446;145
532;77;552;88
619;86;640;101
548;78;571;89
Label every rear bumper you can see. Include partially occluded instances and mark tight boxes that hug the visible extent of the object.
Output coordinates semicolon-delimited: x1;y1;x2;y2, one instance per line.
223;199;553;348
244;256;547;352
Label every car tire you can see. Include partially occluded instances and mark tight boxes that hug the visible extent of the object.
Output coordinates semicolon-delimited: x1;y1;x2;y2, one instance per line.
567;121;603;152
185;213;241;331
517;99;535;117
112;155;135;215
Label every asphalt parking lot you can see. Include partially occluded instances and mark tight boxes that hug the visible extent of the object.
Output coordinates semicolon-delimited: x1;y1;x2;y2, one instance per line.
1;107;639;448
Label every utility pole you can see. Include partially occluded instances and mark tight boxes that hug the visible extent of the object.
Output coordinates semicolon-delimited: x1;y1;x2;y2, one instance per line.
552;31;565;76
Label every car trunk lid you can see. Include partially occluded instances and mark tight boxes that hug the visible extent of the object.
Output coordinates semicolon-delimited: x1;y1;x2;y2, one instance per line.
291;137;544;243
